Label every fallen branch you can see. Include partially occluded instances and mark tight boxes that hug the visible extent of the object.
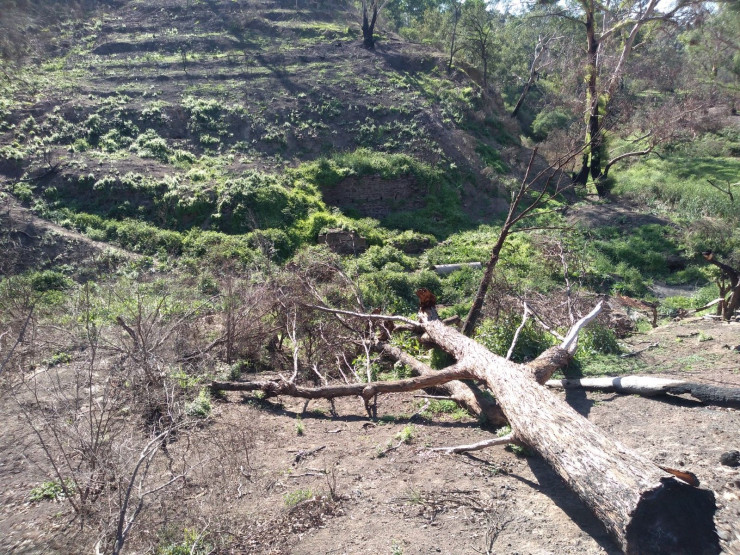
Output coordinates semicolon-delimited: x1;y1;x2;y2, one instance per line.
560;301;603;355
211;363;476;419
433;262;482;275
545;376;740;409
293;445;326;464
620;342;658;358
309;304;418;327
430;432;517;455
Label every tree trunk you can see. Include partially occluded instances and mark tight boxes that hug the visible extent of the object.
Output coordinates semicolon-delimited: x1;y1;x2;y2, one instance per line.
576;4;604;186
361;3;379;49
419;307;719;554
511;79;533;118
447;3;460;73
461;232;507;336
546;376;740;409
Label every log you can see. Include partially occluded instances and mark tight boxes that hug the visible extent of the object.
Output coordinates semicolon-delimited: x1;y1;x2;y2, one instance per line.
432;262;482;275
377;342;508;426
416;300;718;554
546;376;740;409
211;363;474;402
217;298;718;552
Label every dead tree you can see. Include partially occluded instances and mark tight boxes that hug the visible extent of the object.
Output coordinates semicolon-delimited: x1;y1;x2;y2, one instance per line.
462;147;580;336
511;33;559;118
416;298;717;554
214;296;718;554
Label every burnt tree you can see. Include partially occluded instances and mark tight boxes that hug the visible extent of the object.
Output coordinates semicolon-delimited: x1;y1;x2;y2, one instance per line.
214;296;719;554
361;0;387;49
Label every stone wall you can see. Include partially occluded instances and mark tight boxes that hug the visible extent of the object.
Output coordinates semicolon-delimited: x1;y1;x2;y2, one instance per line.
321;174;426;219
317;229;367;255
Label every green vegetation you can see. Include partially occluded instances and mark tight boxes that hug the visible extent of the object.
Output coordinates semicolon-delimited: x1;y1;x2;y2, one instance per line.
30;479;74;502
475;316;554;363
284;489;313;507
295;415;305;436
1;0;739;553
612;154;740;222
420;399;470;421
44;352;72;367
157;529;211;555
395;425;415;444
185;389;212;418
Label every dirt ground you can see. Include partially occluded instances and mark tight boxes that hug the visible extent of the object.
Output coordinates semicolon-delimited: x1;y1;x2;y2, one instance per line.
0;195;137;277
1;317;738;555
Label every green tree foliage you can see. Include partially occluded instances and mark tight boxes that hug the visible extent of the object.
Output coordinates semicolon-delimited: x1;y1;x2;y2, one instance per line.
385;0;444;29
682;4;740;106
459;0;501;88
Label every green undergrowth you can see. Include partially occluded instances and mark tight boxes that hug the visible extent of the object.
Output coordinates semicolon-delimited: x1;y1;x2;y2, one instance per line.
15;148;473;268
612;154;740;223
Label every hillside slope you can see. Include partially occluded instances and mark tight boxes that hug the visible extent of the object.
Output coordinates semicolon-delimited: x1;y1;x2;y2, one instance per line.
0;0;533;266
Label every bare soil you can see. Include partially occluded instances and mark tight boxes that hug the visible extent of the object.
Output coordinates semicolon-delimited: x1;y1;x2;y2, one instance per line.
1;318;738;554
0;195;137;277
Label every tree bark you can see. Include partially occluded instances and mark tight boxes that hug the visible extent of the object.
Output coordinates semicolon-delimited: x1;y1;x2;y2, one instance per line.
545;376;740;409
575;3;602;186
378;342;508;426
211;363;474;401
418;306;718;554
361;1;382;49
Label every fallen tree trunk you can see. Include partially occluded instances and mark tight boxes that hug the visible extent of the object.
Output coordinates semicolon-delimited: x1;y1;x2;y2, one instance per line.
432;262;482;275
546;376;740;409
416;299;718;555
377;342;507;426
215;299;718;552
211;363;475;416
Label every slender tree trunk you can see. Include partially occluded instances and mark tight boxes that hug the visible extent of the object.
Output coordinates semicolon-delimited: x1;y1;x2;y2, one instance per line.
512;36;547;118
511;79;533;118
575;4;601;186
447;5;460;73
461;232;507;337
482;47;488;89
461;149;541;337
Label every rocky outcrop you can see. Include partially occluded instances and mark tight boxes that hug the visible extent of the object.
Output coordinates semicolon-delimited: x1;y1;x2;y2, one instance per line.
317;229;367;254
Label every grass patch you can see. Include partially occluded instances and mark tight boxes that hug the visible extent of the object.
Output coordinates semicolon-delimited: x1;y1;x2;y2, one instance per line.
30;479;74;502
612;155;740;223
284;489;313;507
